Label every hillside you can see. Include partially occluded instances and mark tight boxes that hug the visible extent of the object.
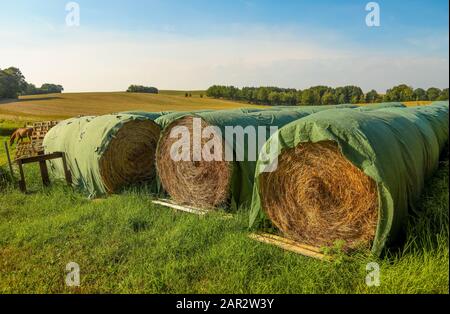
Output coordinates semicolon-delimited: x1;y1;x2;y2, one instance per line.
0;91;433;122
0;91;264;121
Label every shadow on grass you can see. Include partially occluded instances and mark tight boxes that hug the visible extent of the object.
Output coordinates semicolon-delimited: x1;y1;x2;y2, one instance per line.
383;147;449;258
0;127;17;136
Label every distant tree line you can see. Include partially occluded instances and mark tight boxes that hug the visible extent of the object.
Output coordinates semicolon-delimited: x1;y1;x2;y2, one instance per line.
0;66;63;99
127;85;159;94
25;83;64;95
206;84;449;106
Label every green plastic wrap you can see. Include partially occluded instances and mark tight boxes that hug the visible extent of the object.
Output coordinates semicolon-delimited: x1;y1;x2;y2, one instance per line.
44;113;165;197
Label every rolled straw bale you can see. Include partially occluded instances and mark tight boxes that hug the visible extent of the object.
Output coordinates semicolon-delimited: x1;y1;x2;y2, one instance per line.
250;102;449;254
156;105;356;210
44;113;163;197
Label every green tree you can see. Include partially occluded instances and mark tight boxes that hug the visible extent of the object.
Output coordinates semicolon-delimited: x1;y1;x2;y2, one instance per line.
268;91;281;105
282;91;297;106
426;87;442;101
321;91;336;105
365;89;379;103
413;88;427;101
0;67;27;99
40;83;64;94
348;86;364;104
256;88;269;104
23;83;38;95
385;84;414;102
438;88;449;100
300;89;315;105
335;87;348;104
126;85;157;94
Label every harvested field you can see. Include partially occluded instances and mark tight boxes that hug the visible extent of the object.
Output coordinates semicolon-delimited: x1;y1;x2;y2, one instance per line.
0;92;265;121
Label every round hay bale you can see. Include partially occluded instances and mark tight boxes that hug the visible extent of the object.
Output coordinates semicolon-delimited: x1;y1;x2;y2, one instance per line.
259;141;379;250
156;116;232;207
44;114;162;196
99;119;161;193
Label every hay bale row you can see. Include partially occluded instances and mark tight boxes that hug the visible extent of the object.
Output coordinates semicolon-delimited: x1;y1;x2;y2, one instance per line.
250;101;449;254
40;100;445;255
41;103;403;200
155;105;363;209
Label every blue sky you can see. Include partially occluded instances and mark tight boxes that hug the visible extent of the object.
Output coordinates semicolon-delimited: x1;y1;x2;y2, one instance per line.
0;0;448;92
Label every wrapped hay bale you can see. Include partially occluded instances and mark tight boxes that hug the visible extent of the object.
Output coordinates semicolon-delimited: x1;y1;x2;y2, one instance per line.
250;101;449;254
355;102;405;111
156;105;357;210
44;113;163;197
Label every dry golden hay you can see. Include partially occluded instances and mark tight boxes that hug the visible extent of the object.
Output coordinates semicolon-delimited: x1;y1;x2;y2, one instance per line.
259;141;378;250
156;116;232;208
99;119;161;193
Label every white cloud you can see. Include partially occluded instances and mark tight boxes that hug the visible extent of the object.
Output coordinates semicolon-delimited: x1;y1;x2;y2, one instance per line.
0;26;448;92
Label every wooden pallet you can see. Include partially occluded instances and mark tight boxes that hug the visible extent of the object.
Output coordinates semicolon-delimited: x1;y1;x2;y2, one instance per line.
15;141;44;161
30;121;59;141
249;233;328;260
152;199;235;220
30;121;59;128
152;199;211;215
15;120;59;160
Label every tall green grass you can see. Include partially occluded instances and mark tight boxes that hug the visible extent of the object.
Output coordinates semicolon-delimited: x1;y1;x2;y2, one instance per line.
0;152;448;293
0;118;448;293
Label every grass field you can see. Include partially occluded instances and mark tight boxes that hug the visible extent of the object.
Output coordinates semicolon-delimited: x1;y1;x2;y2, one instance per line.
0;95;447;294
0;121;20;165
0;116;448;294
0;91;264;121
0;152;448;293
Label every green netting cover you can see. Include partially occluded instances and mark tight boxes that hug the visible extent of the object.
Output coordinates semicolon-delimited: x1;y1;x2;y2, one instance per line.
250;101;449;255
44;113;165;197
153;105;358;129
355;102;405;111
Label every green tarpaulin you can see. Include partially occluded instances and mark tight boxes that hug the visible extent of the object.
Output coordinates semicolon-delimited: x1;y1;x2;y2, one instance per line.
355;102;405;111
250;101;449;255
156;104;362;210
44;113;165;197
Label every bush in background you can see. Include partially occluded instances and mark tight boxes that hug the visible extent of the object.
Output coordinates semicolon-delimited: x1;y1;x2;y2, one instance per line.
127;85;159;94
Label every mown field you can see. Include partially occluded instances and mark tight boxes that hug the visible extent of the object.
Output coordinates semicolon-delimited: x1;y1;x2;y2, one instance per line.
0;91;264;121
0;95;447;294
0;91;431;121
